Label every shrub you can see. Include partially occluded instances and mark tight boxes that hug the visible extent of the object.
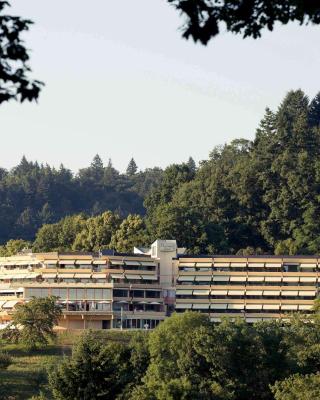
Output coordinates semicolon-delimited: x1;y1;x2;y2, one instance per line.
0;351;12;370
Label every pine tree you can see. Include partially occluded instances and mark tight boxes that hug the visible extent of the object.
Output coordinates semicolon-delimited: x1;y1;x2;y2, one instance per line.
187;157;196;174
126;158;138;176
309;92;320;128
91;154;103;170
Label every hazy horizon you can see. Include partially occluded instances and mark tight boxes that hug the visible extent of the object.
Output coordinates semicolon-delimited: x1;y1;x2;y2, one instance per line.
1;0;320;173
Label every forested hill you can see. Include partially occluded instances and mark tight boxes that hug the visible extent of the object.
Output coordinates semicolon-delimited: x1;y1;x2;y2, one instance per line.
0;156;163;244
1;89;320;256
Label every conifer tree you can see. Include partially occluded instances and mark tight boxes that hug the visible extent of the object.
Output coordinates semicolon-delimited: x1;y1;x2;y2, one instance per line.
126;158;138;176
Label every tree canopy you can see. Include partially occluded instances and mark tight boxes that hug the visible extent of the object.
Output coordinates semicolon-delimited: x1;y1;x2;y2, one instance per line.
2;296;62;349
2;91;320;256
169;0;320;45
45;311;320;400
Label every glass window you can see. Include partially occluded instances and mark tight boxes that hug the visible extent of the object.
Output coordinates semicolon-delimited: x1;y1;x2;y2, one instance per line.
69;289;76;300
102;289;111;299
86;289;95;300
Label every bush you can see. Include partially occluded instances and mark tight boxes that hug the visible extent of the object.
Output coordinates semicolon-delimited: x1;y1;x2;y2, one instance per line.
0;351;12;370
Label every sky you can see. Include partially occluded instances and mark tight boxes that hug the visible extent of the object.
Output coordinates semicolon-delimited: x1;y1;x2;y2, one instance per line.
1;0;320;173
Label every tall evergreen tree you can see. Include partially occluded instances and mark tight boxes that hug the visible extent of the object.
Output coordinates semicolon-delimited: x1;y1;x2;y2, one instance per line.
126;158;138;176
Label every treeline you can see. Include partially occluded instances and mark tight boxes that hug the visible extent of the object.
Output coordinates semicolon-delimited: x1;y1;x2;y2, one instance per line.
0;155;163;244
2;89;320;255
45;311;320;400
145;89;320;255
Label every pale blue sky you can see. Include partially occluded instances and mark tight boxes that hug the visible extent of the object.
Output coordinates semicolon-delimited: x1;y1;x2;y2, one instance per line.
1;0;320;172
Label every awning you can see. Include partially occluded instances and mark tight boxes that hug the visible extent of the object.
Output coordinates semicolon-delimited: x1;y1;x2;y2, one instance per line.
212;276;229;282
227;303;244;310
59;274;75;279
246;290;263;296
11;274;28;279
141;275;158;280
230;276;247;282
298;304;313;310
92;260;107;265
192;303;209;309
298;291;316;297
265;276;282;282
140;261;156;266
247;276;264;282
230;263;246;268
44;259;58;265
210;303;227;309
265;263;282;268
214;262;229;267
228;290;245;296
0;300;7;308
75;260;92;265
248;263;264;268
125;261;141;266
175;303;192;309
42;273;57;278
246;304;263;310
0;275;13;280
281;304;298;310
281;291;298;296
125;274;141;280
263;304;280;310
110;261;125;266
92;273;106;278
58;260;75;265
177;276;195;281
300;277;317;283
179;262;195;267
211;290;228;295
26;274;38;279
0;289;17;294
111;274;125;279
195;275;212;282
300;263;317;268
282;276;299;282
75;273;92;278
196;262;212;267
193;290;210;295
2;300;20;309
263;290;280;296
176;289;193;295
150;301;161;305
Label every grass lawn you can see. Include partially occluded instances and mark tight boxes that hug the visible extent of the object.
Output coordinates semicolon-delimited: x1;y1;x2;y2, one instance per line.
0;330;137;399
0;344;69;400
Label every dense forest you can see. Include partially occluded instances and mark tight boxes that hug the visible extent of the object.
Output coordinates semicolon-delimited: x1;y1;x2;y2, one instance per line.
1;89;320;256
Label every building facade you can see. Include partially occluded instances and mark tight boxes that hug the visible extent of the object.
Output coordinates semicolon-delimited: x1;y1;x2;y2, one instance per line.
0;240;319;329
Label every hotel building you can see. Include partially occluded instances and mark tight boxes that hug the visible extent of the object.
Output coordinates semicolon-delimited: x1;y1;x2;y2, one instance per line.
0;240;319;329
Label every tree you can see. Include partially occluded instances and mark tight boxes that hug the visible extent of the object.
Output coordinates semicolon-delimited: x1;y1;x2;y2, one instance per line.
126;158;138;176
110;214;149;252
169;1;320;45
8;296;61;349
72;211;121;251
0;238;31;256
130;312;217;400
187;156;196;174
271;373;320;400
48;331;133;400
0;1;43;103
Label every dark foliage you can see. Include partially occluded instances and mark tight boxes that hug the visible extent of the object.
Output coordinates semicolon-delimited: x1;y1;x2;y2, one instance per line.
169;0;320;44
0;1;43;103
0;157;163;244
